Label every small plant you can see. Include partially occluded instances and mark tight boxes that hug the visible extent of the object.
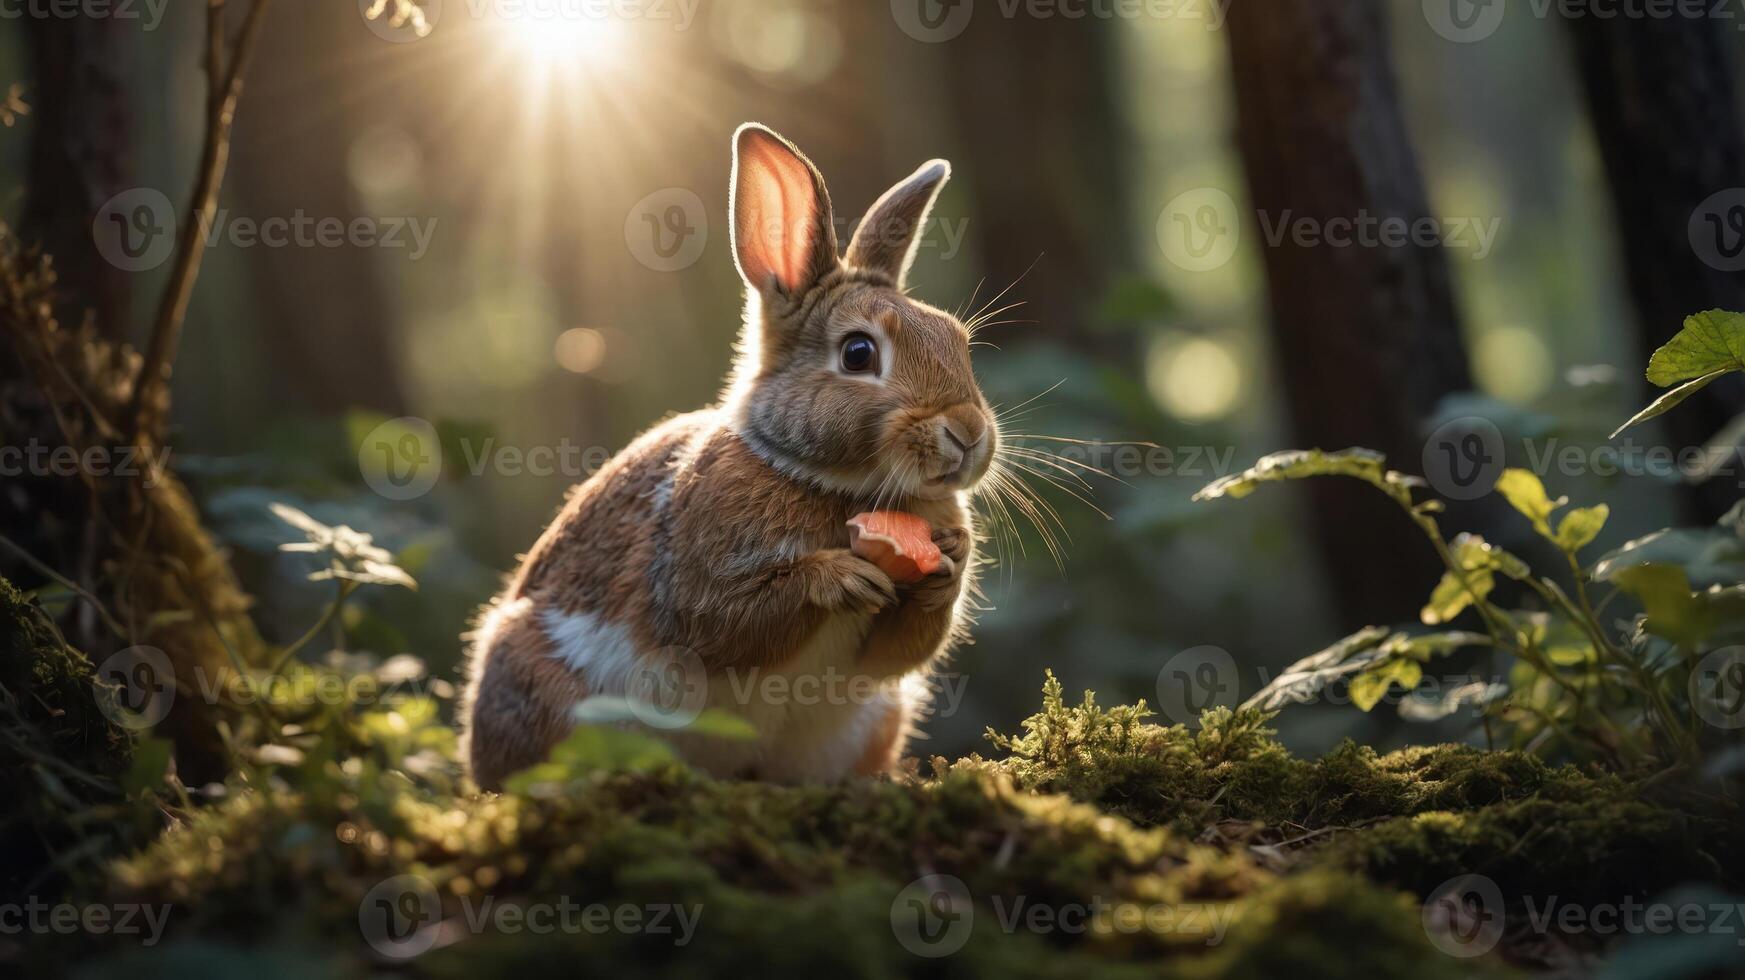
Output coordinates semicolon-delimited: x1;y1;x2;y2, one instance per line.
1196;310;1745;771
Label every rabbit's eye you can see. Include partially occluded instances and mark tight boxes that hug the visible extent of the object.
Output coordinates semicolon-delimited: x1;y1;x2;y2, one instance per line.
840;333;879;375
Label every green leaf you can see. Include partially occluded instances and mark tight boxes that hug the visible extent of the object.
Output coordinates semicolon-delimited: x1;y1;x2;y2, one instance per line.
1645;309;1745;386
1350;658;1423;712
1594;526;1745;588
504;725;678;793
1611;563;1707;647
1493;468;1565;537
1383;631;1489;661
1554;504;1609;552
1421;569;1492;625
1610;371;1726;438
1194;448;1399;503
1449;532;1531;580
1242;626;1391;712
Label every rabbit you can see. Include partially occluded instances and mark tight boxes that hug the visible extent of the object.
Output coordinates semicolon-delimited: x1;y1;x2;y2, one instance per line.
460;123;995;790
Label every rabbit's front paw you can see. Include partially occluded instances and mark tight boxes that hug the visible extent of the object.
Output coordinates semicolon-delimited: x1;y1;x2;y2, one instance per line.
806;548;898;614
930;526;971;565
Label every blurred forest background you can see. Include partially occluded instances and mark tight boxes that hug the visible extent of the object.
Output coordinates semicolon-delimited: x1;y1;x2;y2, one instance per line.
3;0;1742;759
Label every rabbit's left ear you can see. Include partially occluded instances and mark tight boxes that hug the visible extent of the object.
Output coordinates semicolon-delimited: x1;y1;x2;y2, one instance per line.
731;123;839;298
845;159;951;287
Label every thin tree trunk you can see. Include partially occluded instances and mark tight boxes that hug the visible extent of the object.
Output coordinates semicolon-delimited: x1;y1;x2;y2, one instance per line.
21;14;136;340
942;16;1133;355
1563;16;1745;521
1226;0;1474;629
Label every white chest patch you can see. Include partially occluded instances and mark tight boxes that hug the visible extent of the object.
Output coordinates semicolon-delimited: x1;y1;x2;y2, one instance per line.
540;607;910;781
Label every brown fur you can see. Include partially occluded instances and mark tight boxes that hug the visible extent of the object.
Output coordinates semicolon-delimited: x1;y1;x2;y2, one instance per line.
461;124;993;789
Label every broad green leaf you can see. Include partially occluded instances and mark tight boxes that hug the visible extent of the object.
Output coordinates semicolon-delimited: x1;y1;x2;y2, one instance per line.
1612;563;1707;647
504;725;678;792
572;697;758;740
1610;371;1726;439
1449;532;1531;580
1382;631;1489;661
1493;469;1565;536
1645;309;1745;385
1421;569;1492;625
1195;448;1394;503
1241;626;1391;712
1554;504;1609;552
1593;526;1745;587
1350;658;1423;712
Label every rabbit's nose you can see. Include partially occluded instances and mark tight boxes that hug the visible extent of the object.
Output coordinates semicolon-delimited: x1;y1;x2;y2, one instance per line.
932;413;988;482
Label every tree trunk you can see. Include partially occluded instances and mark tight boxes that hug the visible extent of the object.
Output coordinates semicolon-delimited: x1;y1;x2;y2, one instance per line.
20;14;136;341
942;15;1133;355
1563;17;1745;520
224;6;407;417
1225;0;1474;629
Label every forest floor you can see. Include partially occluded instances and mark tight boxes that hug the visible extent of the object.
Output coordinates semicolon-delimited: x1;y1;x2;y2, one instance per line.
5;575;1743;979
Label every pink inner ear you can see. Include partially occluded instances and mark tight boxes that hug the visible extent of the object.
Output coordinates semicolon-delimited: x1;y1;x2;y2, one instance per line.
737;135;820;292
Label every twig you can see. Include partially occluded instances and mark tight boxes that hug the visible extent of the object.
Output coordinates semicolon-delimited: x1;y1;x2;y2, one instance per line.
0;532;128;640
125;0;273;443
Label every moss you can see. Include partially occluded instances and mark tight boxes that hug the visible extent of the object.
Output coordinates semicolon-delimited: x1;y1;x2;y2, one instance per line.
35;670;1734;975
0;576;134;900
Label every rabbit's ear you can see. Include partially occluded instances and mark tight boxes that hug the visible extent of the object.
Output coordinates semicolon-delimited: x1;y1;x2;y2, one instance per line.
844;159;950;287
731;124;839;297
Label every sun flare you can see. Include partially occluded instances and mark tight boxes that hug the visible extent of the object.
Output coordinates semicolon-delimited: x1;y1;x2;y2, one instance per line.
494;11;626;66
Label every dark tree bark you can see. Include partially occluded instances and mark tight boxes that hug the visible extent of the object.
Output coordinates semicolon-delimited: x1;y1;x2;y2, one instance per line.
1225;1;1474;629
1563;17;1745;520
224;7;407;417
21;14;136;340
942;15;1133;354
